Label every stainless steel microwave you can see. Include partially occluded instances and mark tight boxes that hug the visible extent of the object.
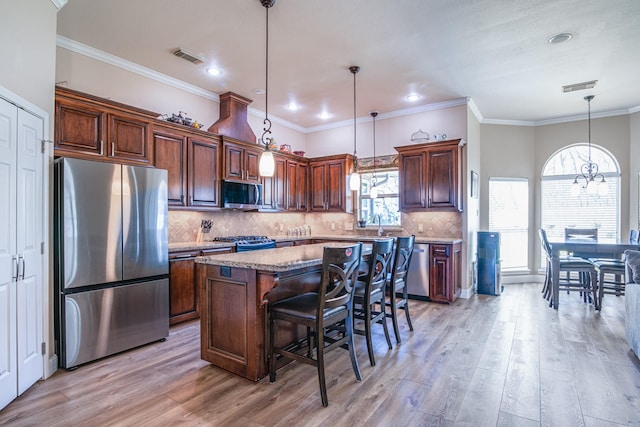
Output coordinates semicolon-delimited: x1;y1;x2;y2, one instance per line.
221;180;263;210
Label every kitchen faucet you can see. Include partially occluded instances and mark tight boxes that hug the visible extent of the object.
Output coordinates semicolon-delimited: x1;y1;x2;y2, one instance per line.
373;214;384;237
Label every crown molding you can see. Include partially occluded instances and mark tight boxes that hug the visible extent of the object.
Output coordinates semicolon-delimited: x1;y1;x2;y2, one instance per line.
51;0;68;10
56;35;220;102
55;36;640;133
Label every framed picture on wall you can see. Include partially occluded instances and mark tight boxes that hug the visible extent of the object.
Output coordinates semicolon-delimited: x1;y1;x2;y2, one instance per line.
471;171;479;198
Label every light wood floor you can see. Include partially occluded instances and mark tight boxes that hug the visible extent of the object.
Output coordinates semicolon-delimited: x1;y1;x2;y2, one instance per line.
2;283;639;426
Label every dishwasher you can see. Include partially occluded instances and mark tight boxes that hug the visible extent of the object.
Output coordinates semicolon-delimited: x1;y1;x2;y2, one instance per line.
406;243;429;300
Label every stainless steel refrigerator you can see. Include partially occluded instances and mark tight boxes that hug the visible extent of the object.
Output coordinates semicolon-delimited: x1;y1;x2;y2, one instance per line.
54;158;169;368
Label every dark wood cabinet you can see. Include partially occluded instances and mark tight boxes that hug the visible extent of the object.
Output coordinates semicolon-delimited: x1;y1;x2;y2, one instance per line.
263;155;287;210
153;129;187;207
429;242;462;304
153;124;221;210
396;139;463;212
223;138;262;184
169;250;199;325
108;113;150;165
55;99;105;157
288;159;308;211
169;246;233;325
262;153;308;211
309;154;354;213
55;87;155;165
189;137;220;208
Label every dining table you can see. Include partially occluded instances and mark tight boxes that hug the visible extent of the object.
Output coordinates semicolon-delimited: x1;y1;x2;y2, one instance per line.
548;238;640;309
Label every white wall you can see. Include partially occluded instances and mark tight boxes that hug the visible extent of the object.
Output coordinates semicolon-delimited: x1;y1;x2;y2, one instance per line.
305;105;467;158
1;0;57;119
465;107;481;293
480;115;633;277
55;48;306;150
1;0;59;377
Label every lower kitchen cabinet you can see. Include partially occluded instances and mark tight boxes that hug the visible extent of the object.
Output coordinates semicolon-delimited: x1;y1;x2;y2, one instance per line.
429;242;462;304
169;246;232;325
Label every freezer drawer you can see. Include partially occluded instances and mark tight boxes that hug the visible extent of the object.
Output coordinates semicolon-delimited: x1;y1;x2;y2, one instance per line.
60;278;169;368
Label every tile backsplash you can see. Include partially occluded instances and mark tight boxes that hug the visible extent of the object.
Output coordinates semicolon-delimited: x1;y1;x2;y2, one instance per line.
168;210;461;242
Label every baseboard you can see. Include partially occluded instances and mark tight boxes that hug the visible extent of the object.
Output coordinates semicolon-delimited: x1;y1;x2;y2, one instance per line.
46;355;58;379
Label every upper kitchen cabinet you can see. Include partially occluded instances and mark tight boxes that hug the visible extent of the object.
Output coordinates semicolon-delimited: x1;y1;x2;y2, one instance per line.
153;122;221;210
55;87;155;165
262;152;309;211
396;139;464;212
309;154;354;213
222;137;262;184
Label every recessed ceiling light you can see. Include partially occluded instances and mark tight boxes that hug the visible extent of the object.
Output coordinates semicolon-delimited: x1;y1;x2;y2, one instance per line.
205;67;222;76
255;89;266;95
406;94;420;102
318;112;332;120
286;102;300;111
548;32;573;44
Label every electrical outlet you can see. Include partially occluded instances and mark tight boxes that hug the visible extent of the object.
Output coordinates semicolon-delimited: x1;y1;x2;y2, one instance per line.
279;223;284;232
331;222;336;231
345;222;354;231
418;224;424;232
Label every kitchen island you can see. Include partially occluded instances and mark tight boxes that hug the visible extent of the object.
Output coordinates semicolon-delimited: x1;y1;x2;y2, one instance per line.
194;242;370;381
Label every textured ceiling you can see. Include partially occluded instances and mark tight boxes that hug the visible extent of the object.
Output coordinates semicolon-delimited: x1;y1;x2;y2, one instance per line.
57;0;640;129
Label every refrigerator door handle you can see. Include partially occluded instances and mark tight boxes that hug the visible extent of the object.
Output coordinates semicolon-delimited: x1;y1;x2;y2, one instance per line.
17;254;25;280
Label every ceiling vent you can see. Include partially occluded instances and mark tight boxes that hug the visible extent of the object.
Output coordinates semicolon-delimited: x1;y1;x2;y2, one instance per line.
172;48;206;65
562;80;597;93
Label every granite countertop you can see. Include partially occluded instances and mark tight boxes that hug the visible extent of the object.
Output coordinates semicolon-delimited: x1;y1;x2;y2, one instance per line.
169;235;461;252
195;242;372;272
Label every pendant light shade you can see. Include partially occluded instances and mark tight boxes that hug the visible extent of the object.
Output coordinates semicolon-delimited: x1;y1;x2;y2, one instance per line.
349;66;360;191
259;150;275;176
258;0;276;177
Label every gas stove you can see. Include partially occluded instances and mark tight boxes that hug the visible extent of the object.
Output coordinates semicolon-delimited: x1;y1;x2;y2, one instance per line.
213;235;276;251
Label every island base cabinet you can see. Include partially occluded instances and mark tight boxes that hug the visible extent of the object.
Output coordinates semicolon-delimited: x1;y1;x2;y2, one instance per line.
197;263;321;381
429;242;462;304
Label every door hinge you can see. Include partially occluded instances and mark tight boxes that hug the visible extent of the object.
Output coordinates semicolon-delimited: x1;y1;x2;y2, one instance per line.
41;140;46;154
41;342;46;355
41;242;45;254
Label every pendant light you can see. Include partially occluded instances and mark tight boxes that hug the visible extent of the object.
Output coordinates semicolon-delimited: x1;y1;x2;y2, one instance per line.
349;66;361;191
258;0;276;177
369;111;379;199
570;95;607;196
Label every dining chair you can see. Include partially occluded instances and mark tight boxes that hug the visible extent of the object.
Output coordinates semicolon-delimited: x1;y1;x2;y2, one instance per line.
267;243;362;407
564;227;598;241
539;229;598;308
353;238;394;366
386;235;415;343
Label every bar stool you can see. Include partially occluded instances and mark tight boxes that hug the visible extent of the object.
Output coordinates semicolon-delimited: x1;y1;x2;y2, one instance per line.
589;258;625;310
386;235;415;343
268;243;362;407
353;238;394;366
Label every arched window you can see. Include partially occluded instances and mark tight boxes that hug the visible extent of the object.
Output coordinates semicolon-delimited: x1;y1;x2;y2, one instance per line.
541;144;620;243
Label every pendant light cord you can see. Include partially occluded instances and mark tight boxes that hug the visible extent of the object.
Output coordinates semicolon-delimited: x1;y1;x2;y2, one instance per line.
261;3;273;146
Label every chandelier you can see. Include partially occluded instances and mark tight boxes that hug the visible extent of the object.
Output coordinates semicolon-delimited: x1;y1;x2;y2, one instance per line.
258;0;276;177
571;95;608;196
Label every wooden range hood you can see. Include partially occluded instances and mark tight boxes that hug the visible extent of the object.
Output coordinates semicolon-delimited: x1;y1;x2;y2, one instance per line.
208;92;257;144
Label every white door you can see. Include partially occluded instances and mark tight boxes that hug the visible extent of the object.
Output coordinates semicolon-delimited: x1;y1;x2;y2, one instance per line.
0;98;18;410
16;108;43;394
0;98;44;409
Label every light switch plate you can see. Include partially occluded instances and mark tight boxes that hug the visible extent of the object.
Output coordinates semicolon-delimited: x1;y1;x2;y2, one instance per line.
418;224;424;232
